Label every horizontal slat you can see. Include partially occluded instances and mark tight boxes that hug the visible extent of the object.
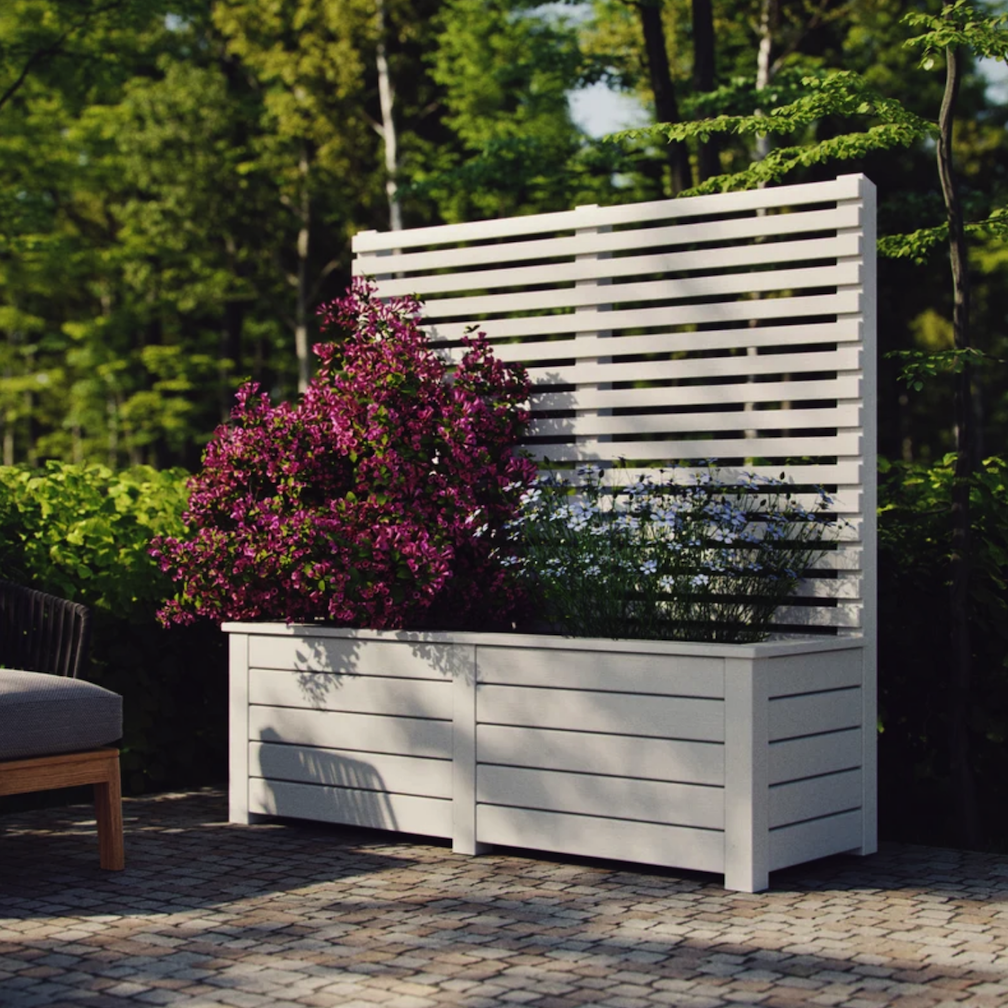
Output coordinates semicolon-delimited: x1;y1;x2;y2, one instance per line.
419;263;861;319
478;765;723;830
424;291;862;342
375;235;862;299
476;804;724;874
533;376;861;412
355;204;862;275
768;809;862;871
491;328;860;370
249;668;452;719
793;576;863;600
477;724;724;786
249;706;452;759
774;602;863;628
768;687;862;741
474;646;724;697
477;684;724;742
588;463;864;487
769;728;862;785
765;649;863;697
530;432;861;463
250;741;452;798
769;769;862;828
530;405;858;439
352;174;863;252
523;345;861;382
249;778;451;837
248;634;456;680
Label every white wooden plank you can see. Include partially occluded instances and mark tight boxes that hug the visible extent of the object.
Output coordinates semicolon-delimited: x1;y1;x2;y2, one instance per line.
596;463;863;487
474;646;724;697
477;684;724;742
530;405;858;439
229;632;251;825
724;656;770;893
765;649;863;698
769;769;862;828
355;205;862;275
477;724;724;786
248;668;452;719
249;706;452;759
250;777;452;838
549;320;862;360
375;234;862;299
248;634;454;680
533;376;861;412
516;345;862;384
769;728;862;785
768;687;862;742
352;175;863;253
792;577;862;600
475;804;725;875
478;765;724;830
774;603;863;629
451;644;484;854
422;291;862;342
530;433;861;463
768;809;862;871
844;175;878;858
418;263;861;319
250;741;452;798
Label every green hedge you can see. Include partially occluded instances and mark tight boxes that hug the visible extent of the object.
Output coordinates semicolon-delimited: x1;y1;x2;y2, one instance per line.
0;463;227;792
878;454;1008;850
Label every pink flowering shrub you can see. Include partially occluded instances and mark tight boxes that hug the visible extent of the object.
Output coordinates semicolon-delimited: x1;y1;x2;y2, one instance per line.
151;279;537;630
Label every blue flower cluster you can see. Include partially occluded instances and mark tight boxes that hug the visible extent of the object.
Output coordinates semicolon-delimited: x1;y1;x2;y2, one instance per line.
508;461;842;643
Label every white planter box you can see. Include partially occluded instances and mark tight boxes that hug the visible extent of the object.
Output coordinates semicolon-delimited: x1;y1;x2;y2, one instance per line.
225;622;875;892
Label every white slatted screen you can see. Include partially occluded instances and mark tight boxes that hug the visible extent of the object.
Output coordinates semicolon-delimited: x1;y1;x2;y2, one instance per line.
353;174;877;638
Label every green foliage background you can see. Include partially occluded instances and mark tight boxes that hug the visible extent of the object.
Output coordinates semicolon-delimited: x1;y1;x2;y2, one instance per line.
0;464;226;793
878;456;1008;848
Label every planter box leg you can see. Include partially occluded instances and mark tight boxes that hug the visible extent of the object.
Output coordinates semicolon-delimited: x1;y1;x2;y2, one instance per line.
452;646;490;855
724;657;770;893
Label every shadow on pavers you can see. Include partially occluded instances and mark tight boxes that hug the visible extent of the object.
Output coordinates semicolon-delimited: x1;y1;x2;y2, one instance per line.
0;788;428;919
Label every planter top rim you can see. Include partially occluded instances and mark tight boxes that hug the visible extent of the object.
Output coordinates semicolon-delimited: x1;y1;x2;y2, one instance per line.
220;622;864;658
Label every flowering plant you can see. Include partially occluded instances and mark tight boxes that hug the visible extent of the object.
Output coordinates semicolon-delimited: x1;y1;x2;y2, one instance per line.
151;279;536;630
509;463;840;643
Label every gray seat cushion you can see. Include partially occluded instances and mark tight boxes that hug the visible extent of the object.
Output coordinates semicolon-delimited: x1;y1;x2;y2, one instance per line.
0;669;122;761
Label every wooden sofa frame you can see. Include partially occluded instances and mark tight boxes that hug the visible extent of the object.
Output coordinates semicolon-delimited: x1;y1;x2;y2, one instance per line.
0;580;124;870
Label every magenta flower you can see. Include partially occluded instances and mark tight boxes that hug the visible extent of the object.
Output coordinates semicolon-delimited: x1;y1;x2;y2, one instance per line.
151;279;537;630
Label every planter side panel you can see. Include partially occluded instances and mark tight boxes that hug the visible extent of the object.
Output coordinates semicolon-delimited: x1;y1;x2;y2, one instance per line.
766;648;865;871
474;646;726;874
245;634;454;837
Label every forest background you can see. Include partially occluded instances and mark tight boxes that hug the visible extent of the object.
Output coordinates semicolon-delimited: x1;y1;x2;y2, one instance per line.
2;0;1008;853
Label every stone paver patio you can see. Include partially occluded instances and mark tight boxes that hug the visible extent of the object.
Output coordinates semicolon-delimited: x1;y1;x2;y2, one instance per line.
2;790;1008;1008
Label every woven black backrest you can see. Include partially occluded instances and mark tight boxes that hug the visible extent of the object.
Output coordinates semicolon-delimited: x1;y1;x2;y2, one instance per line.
0;580;91;679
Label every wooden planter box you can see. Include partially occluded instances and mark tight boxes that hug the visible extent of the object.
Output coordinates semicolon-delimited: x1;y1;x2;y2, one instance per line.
226;623;875;892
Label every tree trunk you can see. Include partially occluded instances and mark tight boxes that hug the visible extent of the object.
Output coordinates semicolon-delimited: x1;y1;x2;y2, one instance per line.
376;0;403;231
691;0;719;181
754;0;777;163
937;43;979;849
638;0;692;194
220;299;244;421
295;146;312;394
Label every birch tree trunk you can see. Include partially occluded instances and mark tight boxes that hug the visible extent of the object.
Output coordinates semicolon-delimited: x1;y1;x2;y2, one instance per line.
754;0;776;163
376;0;402;231
691;0;718;181
294;146;312;393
